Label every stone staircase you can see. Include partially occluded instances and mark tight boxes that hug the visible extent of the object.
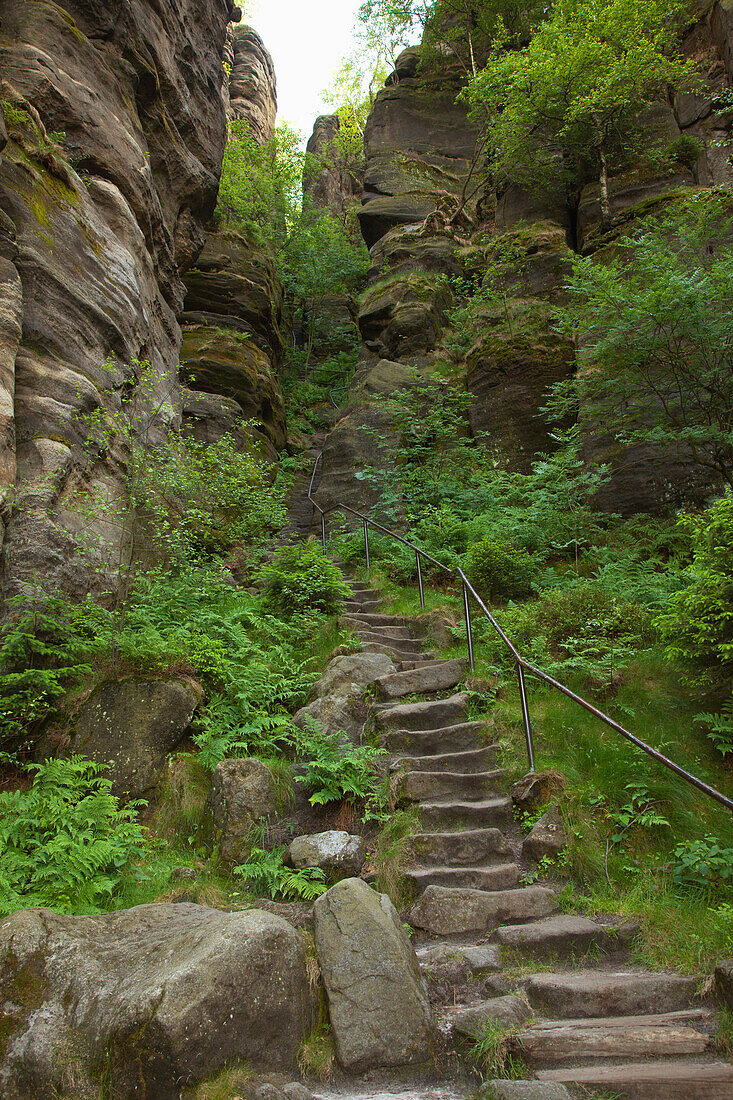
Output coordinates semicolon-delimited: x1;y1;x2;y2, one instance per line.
341;577;733;1100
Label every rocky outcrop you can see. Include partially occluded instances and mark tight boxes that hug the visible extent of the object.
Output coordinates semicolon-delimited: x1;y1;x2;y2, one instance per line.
225;25;278;144
305;114;364;217
0;903;316;1098
206;757;280;866
0;0;233;599
67;677;203;800
314;878;436;1071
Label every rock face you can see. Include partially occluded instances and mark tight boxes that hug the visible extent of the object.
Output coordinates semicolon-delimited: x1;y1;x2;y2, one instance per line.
293;651;395;743
288;831;366;878
0;0;232;600
206;757;280;865
225;24;277;144
314;878;436;1071
0;903;316;1099
523;805;568;863
69;677;204;800
305;114;364;217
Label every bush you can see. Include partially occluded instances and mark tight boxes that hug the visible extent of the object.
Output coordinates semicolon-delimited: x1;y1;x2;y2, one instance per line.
0;756;147;915
259;543;350;617
296;721;385;811
468;538;537;601
672;836;733;895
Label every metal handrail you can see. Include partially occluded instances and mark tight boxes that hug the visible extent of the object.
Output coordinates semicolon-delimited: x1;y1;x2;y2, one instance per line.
306;451;733;814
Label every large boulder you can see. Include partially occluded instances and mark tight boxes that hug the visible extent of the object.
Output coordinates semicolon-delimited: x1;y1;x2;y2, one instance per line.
314;878;436;1071
68;677;203;800
293;650;395;745
358;273;453;360
309;652;396;700
288;831;366;879
206;757;280;866
0;903;316;1099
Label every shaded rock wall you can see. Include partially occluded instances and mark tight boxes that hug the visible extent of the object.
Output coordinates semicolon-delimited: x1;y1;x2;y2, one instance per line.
305;114;364;217
0;0;234;598
225;24;278;144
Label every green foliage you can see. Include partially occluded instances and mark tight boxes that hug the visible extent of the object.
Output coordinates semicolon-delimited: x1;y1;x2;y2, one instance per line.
672;836;733;894
468;0;695;208
549;191;733;488
216;121;303;249
0;589;94;751
234;844;327;900
0;757;147;915
468;538;537;601
259;543;351;618
657;492;733;683
295;721;386;810
467;1018;526;1079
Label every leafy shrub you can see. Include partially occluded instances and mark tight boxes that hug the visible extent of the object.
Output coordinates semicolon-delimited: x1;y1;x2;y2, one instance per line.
0;757;147;915
468;538;537;601
234;845;327;900
259;543;350;617
672;836;733;894
296;722;385;809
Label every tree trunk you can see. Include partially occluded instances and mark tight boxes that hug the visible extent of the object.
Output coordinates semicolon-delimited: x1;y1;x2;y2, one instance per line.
598;138;612;226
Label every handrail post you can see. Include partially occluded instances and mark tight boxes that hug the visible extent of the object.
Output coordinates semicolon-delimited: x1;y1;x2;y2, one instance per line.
321;512;327;552
462;582;475;672
416;552;425;609
517;662;536;773
363;520;370;572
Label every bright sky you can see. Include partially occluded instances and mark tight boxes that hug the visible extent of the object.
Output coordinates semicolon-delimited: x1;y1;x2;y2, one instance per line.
247;0;364;141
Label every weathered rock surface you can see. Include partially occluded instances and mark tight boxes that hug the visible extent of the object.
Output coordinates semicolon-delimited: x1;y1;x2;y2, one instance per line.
305;114;363;217
409;884;556;935
68;677;203;799
206;757;279;865
715;958;733;1008
288;831;366;878
0;903;316;1099
314;878;436;1071
359;273;453;359
0;0;232;599
225;24;277;144
451;995;531;1040
522;805;567;862
482;1084;573;1100
310;652;396;700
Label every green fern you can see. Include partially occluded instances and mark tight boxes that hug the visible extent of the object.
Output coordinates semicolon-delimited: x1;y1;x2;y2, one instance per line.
0;756;147;915
234;846;327;900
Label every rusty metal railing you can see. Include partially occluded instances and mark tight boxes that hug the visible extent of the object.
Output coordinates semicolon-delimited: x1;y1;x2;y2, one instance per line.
306;451;733;812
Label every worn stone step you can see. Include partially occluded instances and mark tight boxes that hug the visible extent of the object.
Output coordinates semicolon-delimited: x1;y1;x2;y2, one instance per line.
375;692;468;732
409;828;512;866
409;884;556;935
537;1059;733;1099
361;643;435;663
526;969;699;1019
344;612;425;628
347;586;381;597
518;1010;713;1067
350;625;418;642
407;863;521;892
494;915;635;960
375;658;467;701
382;720;489;755
419;796;514;831
392;745;500;773
345;600;382;612
396;768;507;803
398;657;446;671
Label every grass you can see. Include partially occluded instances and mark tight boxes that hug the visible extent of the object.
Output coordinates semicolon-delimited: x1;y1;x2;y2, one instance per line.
369;805;422;910
297;1019;335;1081
186;1063;256;1100
466;1018;528;1080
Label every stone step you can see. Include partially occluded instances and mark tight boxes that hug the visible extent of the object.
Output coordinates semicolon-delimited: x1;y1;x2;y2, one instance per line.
375;658;467;700
347;585;381;596
375;693;468;732
518;1010;713;1067
360;643;434;664
398;657;446;671
409;828;513;866
396;768;507;803
526;969;699;1019
344;612;425;628
419;796;514;831
537;1059;733;1099
391;745;500;773
345;602;382;614
409;884;556;935
407;863;521;892
382;720;489;755
493;915;635;960
350;626;418;643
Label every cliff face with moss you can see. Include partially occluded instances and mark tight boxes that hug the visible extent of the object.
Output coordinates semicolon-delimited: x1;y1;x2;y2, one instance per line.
0;2;286;602
320;3;733;515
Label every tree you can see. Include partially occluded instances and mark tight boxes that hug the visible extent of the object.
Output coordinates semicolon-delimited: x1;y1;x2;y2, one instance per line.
548;190;733;490
468;0;696;222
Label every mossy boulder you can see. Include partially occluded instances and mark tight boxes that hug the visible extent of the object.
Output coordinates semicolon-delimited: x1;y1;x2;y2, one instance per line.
0;904;316;1098
358;273;453;359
